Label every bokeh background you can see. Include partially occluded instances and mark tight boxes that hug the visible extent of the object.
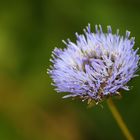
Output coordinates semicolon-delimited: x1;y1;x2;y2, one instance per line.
0;0;140;140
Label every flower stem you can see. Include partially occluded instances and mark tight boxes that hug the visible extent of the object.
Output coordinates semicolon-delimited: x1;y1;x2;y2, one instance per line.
107;98;134;140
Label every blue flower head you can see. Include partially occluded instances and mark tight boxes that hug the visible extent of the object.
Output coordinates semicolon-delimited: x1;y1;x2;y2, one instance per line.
48;24;139;104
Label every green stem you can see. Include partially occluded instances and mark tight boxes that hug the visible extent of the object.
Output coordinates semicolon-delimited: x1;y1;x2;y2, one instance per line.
107;98;134;140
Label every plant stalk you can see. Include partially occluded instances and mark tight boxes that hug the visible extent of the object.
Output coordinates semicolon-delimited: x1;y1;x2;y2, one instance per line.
107;98;134;140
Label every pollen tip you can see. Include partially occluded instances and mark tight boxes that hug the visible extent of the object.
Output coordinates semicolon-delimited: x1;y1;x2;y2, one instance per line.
95;24;98;33
107;25;112;33
126;30;130;38
99;24;103;33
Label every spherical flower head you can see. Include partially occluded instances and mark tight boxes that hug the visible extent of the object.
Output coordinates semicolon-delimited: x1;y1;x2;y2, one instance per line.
48;24;139;104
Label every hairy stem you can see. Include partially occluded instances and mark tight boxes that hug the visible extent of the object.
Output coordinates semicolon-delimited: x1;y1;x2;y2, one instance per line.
107;98;134;140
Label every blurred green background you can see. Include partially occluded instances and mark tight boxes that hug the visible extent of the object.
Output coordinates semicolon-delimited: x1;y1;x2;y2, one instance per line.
0;0;140;140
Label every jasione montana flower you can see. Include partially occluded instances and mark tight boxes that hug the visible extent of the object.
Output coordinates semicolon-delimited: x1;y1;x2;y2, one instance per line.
48;24;139;104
